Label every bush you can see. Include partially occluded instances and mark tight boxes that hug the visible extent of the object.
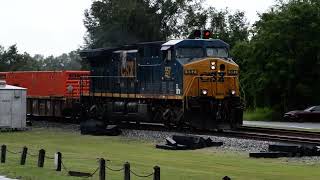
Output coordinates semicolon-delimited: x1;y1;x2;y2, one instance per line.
244;107;274;121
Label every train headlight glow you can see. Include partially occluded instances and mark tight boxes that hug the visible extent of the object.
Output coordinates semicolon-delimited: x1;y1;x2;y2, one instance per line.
210;61;216;70
201;89;208;95
231;90;236;95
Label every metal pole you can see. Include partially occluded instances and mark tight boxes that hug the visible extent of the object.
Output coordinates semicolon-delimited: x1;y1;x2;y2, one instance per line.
38;149;45;168
56;152;62;171
124;162;130;180
20;146;28;165
1;145;6;163
153;166;160;180
99;158;106;180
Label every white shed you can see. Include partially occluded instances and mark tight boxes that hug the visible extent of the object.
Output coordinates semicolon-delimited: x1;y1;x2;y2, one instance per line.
0;81;26;129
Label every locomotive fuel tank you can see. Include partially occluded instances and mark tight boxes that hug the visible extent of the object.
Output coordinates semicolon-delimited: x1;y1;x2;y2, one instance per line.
105;101;149;122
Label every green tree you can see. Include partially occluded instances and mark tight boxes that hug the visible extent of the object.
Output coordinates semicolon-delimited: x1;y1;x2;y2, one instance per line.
180;2;208;37
83;0;203;48
208;8;249;47
232;0;320;115
0;45;43;71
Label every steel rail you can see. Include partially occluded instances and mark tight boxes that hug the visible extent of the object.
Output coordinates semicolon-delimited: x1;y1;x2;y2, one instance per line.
121;122;320;146
32;120;320;146
239;126;320;139
222;130;320;146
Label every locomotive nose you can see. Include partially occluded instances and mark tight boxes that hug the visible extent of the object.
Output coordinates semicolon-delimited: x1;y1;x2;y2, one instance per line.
183;58;239;98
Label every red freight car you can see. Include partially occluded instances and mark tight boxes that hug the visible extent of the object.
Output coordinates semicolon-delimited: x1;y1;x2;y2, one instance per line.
0;71;89;120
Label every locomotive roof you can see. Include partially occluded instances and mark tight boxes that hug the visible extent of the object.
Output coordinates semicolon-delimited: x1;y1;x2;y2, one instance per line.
162;39;230;48
80;41;165;59
80;47;119;58
80;39;229;60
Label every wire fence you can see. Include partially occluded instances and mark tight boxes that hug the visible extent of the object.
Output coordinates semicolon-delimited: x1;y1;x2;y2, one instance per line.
1;144;233;180
0;144;161;180
106;166;124;172
130;169;154;178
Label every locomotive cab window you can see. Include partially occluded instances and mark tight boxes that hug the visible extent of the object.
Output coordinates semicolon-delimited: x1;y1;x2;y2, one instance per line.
167;50;171;61
206;48;228;58
161;46;172;61
176;47;204;58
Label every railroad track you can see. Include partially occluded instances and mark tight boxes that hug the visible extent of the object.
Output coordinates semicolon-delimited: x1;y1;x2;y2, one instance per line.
32;119;320;146
224;126;320;146
121;123;320;146
239;126;320;139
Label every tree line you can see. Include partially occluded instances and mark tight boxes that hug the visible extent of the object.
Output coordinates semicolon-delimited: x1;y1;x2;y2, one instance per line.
0;45;88;71
232;0;320;117
1;0;319;117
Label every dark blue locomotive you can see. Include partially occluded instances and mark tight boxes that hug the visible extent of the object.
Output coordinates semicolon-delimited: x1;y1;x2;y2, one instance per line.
80;38;243;130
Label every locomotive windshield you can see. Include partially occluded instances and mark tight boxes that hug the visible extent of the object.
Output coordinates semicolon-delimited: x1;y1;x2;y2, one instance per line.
176;47;204;58
206;48;228;58
175;47;229;59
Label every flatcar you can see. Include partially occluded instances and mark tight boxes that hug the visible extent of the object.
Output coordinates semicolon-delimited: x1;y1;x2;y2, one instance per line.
0;71;90;120
80;36;243;130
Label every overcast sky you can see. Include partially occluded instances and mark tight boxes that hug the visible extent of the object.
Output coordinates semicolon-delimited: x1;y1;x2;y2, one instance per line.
0;0;275;56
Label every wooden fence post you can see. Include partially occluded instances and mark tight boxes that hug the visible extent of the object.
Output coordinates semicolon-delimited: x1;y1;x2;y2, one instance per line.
99;158;106;180
153;166;160;180
1;145;6;163
20;146;28;165
56;152;62;171
38;149;45;168
124;162;130;180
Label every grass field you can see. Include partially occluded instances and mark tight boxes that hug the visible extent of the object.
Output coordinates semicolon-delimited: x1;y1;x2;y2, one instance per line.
244;107;274;121
0;127;319;180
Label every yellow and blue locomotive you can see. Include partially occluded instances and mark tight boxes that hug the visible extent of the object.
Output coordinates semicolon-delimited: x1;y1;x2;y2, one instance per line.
80;36;243;130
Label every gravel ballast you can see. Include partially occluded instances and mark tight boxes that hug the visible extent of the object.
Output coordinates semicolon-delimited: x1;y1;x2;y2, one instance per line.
31;121;320;164
30;121;320;165
32;121;269;152
121;129;270;153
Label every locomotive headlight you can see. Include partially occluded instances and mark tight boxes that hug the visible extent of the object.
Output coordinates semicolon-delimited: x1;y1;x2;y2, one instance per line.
231;90;236;95
210;61;216;70
201;89;208;95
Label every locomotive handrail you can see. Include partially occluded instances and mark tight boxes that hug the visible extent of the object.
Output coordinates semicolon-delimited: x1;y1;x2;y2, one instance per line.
80;75;138;100
137;64;162;67
183;75;212;110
